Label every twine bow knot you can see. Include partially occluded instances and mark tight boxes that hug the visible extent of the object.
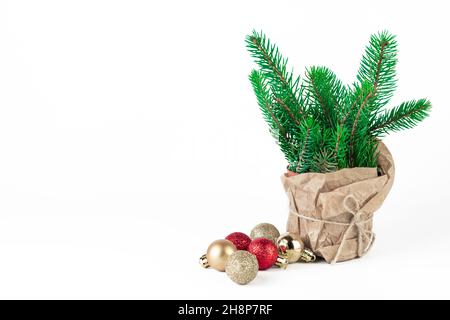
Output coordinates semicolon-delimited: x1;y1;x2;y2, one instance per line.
332;194;375;264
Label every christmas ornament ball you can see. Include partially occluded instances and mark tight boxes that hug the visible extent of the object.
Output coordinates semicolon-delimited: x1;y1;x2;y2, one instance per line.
225;251;258;285
248;238;279;270
250;223;280;243
277;232;316;263
225;232;252;250
203;239;237;271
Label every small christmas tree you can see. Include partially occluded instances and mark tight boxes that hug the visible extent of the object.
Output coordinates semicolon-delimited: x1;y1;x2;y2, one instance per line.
247;30;431;173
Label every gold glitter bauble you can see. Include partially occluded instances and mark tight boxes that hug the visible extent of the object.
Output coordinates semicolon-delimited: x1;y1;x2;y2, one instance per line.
204;239;237;272
277;232;316;263
250;223;280;243
225;251;258;285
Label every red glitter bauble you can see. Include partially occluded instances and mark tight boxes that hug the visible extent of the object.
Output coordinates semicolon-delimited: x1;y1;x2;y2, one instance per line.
225;232;251;251
248;238;278;270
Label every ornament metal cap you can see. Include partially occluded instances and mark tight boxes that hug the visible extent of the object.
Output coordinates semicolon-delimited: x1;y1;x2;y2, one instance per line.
275;256;288;269
199;254;210;268
300;248;316;262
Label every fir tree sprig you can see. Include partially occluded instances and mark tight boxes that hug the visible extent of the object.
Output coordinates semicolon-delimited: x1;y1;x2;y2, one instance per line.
357;31;398;110
370;99;432;136
305;66;345;129
348;82;375;167
249;69;299;165
333;124;349;169
245;30;305;123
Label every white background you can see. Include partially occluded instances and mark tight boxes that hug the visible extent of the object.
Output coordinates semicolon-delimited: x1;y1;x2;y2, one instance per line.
1;0;449;299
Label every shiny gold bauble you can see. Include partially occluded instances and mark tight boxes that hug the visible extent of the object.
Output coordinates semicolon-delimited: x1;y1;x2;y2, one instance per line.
250;223;280;243
277;232;316;263
225;251;258;285
199;239;237;272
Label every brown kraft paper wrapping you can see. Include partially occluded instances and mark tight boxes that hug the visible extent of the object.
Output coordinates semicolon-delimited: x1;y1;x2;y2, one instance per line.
281;142;395;263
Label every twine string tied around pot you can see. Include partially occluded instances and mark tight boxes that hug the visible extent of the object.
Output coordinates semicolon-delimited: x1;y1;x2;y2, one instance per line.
287;190;375;264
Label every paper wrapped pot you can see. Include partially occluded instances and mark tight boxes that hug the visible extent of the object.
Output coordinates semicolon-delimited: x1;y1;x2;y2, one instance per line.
281;141;395;263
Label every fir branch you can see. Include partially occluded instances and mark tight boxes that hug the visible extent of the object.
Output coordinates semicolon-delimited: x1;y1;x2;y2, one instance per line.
370;99;432;136
306;67;332;127
340;83;364;126
249;70;298;164
246;31;304;121
305;66;347;128
348;83;374;167
350;112;378;168
249;70;285;134
357;31;397;109
333;125;349;169
295;117;319;173
296;129;310;173
353;130;379;167
374;42;387;91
